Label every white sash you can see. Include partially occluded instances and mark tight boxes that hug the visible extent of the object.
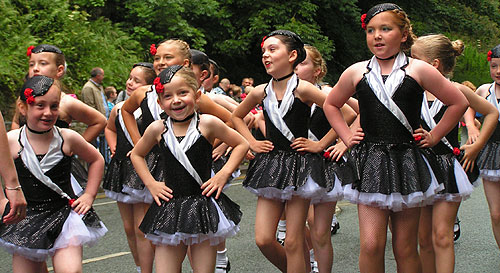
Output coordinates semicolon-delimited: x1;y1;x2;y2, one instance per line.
19;126;71;200
148;86;164;121
117;102;142;147
162;115;204;186
485;83;500;121
263;73;299;142
308;104;320;141
421;93;453;150
365;52;412;134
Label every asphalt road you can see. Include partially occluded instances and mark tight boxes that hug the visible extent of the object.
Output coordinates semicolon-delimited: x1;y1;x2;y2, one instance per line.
0;179;499;272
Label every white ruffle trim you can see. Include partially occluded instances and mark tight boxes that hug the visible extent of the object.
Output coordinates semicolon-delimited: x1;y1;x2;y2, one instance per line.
0;210;107;262
122;185;153;204
145;199;239;246
310;175;344;204
433;159;474;203
343;154;443;211
245;175;328;201
480;169;500;181
104;190;142;204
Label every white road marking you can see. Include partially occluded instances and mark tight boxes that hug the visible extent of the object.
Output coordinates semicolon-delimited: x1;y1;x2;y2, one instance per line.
48;252;131;271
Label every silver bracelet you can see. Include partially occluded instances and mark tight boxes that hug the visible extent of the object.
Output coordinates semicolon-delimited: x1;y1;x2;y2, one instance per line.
5;185;22;191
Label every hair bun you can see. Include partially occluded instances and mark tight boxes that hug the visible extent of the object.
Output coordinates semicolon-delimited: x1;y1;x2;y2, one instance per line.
452;40;465;56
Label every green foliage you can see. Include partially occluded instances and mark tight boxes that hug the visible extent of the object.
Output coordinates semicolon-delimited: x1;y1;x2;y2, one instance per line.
453;42;492;87
0;0;141;119
1;0;500;119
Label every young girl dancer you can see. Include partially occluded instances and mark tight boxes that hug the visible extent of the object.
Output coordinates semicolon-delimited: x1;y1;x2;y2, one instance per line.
294;44;356;272
13;44;107;196
13;44;106;142
475;44;500;250
0;75;107;273
232;30;350;273
103;62;156;273
131;65;246;273
411;34;498;273
323;4;468;272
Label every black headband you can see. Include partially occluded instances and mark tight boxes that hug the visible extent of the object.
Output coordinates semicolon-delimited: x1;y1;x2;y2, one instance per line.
133;62;154;70
27;44;63;57
20;75;55;104
262;30;306;66
488;45;500;61
190;49;210;66
361;3;403;29
153;65;184;94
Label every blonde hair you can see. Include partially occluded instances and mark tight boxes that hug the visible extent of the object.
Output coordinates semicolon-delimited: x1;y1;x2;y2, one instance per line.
388;9;416;51
158;39;191;65
462;80;477;92
176;66;199;94
414;34;464;77
304;45;327;82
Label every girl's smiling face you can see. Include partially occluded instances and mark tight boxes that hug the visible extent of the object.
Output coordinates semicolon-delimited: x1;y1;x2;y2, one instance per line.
28;52;64;79
153;43;190;74
261;36;296;78
157;75;199;121
22;85;61;132
365;11;407;59
126;67;149;96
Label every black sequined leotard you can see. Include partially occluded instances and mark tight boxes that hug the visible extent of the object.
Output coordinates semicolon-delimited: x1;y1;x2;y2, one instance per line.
0;129;106;261
243;95;328;201
122;90;167;203
420;104;476;201
139;122;241;246
345;75;440;211
308;106;355;204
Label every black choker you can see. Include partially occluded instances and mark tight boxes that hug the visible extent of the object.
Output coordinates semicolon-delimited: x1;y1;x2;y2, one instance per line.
272;71;294;82
27;126;52;134
171;113;195;123
376;54;398;61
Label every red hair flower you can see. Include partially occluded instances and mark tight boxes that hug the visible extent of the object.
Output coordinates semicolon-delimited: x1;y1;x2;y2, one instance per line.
261;36;267;48
487;50;493;62
360;14;367;30
24;88;35;104
414;135;422;142
150;44;157;56
453;147;460;156
154;77;164;93
26;45;35;57
323;151;331;159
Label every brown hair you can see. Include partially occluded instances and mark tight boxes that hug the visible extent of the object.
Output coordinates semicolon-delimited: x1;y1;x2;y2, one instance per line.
414;34;464;77
388;9;416;51
105;86;117;99
304;45;327;82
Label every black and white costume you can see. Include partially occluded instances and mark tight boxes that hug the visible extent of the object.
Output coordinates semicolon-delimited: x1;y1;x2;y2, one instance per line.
103;102;143;203
477;83;500;181
344;53;441;211
122;89;167;203
0;127;107;261
243;74;329;201
139;115;241;245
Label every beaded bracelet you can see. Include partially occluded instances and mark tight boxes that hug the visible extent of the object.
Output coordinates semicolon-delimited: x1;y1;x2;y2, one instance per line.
5;185;22;191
